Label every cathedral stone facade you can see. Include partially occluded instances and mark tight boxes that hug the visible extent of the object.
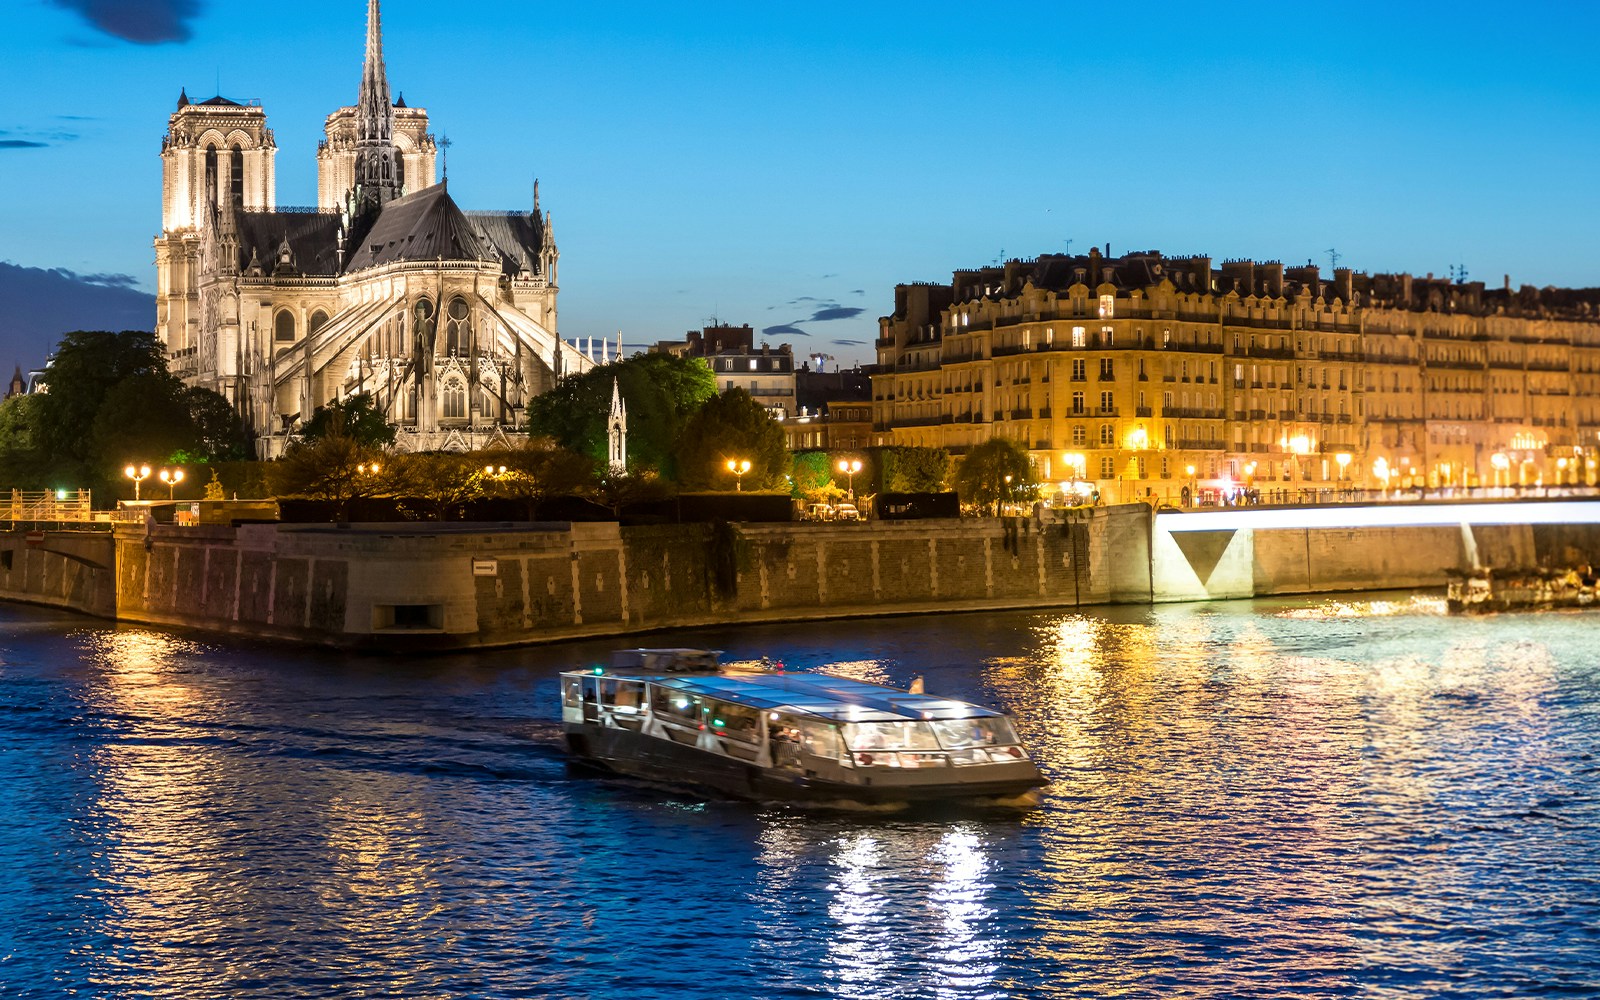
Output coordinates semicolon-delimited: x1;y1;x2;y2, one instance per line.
154;0;588;458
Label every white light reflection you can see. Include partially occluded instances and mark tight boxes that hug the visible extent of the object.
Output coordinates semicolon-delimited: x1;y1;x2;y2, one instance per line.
824;833;894;996
927;828;999;999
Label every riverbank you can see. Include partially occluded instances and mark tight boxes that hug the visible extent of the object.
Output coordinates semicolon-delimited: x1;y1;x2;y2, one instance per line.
5;500;1600;649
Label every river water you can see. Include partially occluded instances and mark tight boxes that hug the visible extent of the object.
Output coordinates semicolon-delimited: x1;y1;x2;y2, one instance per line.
1;596;1597;999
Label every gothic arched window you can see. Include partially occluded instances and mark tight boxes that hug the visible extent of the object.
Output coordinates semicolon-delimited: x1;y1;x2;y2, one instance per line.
441;377;466;419
274;310;296;342
308;310;330;338
230;145;244;214
204;145;218;209
445;298;470;356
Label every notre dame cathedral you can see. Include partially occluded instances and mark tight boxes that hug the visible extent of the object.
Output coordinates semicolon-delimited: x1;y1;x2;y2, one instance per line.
153;0;591;458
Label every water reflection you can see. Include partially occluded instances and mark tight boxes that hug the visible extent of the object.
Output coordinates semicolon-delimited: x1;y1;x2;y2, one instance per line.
2;597;1597;998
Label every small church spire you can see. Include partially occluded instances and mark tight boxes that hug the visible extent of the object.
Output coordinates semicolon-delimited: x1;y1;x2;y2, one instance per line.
608;377;628;474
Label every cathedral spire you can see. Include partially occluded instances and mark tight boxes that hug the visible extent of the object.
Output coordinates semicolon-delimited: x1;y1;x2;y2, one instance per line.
353;0;402;215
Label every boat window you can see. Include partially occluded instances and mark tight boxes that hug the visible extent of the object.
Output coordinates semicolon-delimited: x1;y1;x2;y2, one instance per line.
704;699;760;742
931;717;1018;749
599;679;647;715
653;688;703;726
561;676;583;709
791;719;844;759
842;721;939;752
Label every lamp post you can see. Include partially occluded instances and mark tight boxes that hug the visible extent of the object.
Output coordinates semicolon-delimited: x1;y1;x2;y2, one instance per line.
1185;464;1196;507
726;458;751;491
123;464;151;501
836;458;862;501
159;467;184;500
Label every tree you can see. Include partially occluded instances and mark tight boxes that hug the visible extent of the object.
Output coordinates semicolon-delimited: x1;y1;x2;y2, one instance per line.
673;387;789;490
790;451;838;501
89;373;202;477
480;440;597;519
35;330;175;465
300;392;396;448
954;438;1037;515
391;451;485;520
880;446;950;493
0;394;75;491
527;353;716;476
269;433;394;519
183;387;253;462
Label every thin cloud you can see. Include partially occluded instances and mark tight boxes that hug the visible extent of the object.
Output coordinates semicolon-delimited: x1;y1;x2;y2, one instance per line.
50;0;204;44
809;306;865;322
45;266;141;289
762;324;810;337
830;339;865;347
0;140;49;150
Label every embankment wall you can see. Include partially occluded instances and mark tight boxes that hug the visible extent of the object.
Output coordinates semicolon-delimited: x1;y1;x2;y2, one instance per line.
6;503;1600;648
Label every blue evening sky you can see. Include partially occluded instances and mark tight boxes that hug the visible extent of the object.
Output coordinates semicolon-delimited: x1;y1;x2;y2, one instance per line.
2;0;1599;367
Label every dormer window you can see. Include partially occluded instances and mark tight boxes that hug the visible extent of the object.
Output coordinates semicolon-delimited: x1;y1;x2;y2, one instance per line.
1099;294;1115;318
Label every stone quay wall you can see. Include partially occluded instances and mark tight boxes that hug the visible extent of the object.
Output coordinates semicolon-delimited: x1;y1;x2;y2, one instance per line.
5;503;1600;649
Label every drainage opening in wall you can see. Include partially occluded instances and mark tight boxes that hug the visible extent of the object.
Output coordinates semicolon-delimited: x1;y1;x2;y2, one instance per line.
372;603;445;631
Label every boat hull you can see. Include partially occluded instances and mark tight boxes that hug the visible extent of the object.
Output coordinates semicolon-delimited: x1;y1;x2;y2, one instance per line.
564;723;1044;806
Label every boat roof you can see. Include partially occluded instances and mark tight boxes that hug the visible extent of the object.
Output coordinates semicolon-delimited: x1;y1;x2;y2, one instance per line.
570;667;1003;723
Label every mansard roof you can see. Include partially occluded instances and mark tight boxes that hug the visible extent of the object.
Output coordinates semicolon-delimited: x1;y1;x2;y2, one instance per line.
343;182;497;272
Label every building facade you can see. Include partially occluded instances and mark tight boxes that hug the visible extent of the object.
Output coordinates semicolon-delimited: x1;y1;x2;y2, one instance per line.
652;324;797;420
153;0;587;458
873;248;1600;502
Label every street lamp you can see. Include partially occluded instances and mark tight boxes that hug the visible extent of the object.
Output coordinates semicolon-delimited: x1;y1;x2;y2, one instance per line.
836;458;862;500
1335;452;1351;481
123;464;151;501
1185;463;1196;506
159;467;184;500
357;462;382;475
726;458;751;491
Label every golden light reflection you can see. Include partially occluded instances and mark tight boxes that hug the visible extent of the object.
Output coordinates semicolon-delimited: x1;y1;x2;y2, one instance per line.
815;660;894;686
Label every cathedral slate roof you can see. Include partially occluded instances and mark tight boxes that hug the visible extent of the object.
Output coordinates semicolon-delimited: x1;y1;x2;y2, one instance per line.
343;181;498;272
468;211;545;278
235;210;343;276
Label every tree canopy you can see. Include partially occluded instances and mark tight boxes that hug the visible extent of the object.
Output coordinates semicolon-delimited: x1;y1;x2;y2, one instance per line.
13;330;255;497
300;392;396;448
526;353;716;477
953;438;1037;513
673;387;790;490
880;446;950;493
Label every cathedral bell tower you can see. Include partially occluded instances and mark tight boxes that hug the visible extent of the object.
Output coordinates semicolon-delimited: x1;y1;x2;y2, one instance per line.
155;89;276;358
352;0;404;218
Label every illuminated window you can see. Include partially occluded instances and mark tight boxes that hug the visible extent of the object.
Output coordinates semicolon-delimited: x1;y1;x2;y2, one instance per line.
1071;326;1086;348
1099;294;1114;318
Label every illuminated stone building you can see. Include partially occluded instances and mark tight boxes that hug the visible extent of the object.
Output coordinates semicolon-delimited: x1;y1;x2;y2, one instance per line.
872;248;1600;502
652;324;797;420
153;0;586;457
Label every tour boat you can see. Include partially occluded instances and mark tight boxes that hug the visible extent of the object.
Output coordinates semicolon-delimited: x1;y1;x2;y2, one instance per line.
559;649;1045;806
